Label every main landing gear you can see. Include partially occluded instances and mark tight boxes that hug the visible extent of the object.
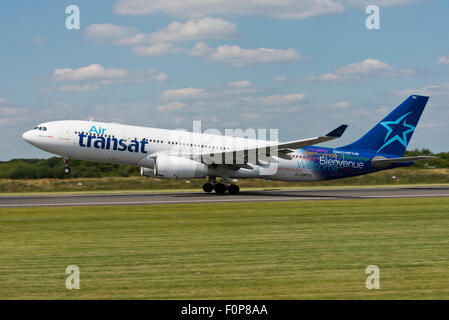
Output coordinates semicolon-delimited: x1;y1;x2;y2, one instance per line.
202;177;240;195
63;156;71;174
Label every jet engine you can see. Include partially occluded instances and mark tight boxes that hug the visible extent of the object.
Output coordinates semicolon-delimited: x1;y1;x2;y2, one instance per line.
153;155;208;179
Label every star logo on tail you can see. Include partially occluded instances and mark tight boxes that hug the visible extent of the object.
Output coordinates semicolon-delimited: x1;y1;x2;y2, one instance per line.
377;112;415;153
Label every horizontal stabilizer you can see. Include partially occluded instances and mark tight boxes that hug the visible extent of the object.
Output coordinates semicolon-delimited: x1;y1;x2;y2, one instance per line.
372;155;438;168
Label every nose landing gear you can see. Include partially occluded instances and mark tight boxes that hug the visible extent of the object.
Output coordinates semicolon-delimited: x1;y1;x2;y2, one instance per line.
63;156;71;174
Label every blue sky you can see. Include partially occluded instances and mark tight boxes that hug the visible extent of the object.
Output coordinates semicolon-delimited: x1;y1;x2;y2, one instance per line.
1;0;448;160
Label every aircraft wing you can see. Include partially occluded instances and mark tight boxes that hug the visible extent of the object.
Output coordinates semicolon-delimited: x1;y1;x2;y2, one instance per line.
275;124;348;150
195;124;348;166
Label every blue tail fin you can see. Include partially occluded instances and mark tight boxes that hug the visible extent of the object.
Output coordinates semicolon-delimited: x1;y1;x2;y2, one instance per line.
341;95;429;156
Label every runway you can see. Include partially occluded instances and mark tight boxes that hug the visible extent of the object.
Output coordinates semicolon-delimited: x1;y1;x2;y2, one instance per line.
1;186;449;208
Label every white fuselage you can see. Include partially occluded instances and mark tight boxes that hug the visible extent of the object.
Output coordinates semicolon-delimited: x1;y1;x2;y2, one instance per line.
22;120;330;181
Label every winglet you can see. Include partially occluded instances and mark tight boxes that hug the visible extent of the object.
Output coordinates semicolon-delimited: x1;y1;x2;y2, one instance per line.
325;125;348;138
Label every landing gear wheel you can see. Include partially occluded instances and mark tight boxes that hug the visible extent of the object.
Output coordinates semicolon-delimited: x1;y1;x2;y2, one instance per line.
228;184;240;195
202;182;214;193
214;183;227;194
63;156;70;175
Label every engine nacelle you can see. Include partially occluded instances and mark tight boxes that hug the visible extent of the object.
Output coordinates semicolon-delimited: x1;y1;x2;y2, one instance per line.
154;155;208;179
140;167;155;177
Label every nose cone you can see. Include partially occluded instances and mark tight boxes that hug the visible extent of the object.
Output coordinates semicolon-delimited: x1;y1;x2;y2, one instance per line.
22;130;33;143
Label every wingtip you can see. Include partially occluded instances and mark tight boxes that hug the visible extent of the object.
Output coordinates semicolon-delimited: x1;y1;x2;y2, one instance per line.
325;124;348;138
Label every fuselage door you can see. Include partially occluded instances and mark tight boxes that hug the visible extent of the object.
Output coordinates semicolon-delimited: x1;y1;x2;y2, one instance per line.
59;125;71;141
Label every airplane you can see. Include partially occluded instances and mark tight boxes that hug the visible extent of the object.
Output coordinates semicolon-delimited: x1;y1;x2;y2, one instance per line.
22;95;436;194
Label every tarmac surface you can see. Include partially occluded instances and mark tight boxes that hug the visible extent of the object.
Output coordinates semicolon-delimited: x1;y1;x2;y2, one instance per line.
1;186;449;207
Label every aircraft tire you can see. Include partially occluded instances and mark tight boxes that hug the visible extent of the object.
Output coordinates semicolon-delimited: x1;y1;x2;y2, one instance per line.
228;184;240;195
214;183;227;194
202;182;214;193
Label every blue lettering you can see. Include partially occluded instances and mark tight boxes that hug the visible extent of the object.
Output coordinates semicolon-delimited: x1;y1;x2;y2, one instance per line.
77;129;148;154
78;133;86;147
118;139;127;151
93;137;106;149
140;138;148;153
128;139;139;153
86;135;94;147
89;126;98;134
111;137;118;150
88;125;107;135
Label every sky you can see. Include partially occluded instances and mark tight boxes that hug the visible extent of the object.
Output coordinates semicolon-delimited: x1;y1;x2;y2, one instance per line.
0;0;448;160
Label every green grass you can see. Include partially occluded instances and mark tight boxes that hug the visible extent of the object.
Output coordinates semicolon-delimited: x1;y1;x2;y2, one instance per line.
1;198;449;299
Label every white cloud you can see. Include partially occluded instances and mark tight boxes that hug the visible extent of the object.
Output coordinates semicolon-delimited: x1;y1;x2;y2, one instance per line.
133;44;184;57
274;76;288;83
0;107;24;116
309;58;415;82
0;98;6;104
52;64;127;82
113;0;420;19
209;45;301;67
86;18;237;46
188;42;214;56
137;42;302;68
395;83;449;98
160;87;208;100
332;101;351;108
113;0;345;19
148;18;237;43
147;70;169;83
57;84;100;92
258;93;306;105
157;83;300;118
228;80;251;88
85;23;139;44
157;102;186;111
51;65;168;85
345;0;419;7
101;69;169;84
85;22;300;67
437;54;449;65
